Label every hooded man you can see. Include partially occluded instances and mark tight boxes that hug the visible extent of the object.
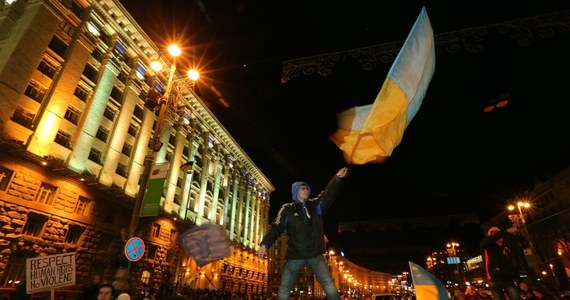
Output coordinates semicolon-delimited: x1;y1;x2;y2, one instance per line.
258;167;349;300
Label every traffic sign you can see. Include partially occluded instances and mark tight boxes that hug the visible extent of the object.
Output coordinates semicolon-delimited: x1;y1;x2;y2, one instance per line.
124;237;145;262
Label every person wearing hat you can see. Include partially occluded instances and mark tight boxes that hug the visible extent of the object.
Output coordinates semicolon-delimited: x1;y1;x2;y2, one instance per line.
258;167;349;300
480;226;522;300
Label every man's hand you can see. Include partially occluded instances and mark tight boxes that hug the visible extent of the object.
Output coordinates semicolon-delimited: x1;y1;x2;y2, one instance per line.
336;167;349;179
258;245;267;258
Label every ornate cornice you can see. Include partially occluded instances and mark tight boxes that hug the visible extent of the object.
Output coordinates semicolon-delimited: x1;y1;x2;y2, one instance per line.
281;9;570;83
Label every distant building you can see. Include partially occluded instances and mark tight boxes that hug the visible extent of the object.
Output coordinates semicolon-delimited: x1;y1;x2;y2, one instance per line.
336;213;482;275
0;0;273;297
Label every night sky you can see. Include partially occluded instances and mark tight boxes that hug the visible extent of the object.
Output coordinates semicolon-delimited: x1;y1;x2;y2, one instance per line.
119;0;570;250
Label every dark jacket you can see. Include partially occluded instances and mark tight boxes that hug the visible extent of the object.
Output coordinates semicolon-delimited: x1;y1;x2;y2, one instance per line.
259;175;343;259
480;230;519;282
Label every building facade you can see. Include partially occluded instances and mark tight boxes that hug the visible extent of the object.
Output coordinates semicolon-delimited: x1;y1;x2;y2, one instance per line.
0;0;274;297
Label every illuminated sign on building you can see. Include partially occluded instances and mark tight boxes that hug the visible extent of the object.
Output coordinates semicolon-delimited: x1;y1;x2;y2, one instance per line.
446;257;461;264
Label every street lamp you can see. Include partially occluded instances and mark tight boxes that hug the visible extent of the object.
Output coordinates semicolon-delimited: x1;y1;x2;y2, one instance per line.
446;242;459;256
507;200;541;280
128;44;182;238
507;200;533;246
507;201;530;225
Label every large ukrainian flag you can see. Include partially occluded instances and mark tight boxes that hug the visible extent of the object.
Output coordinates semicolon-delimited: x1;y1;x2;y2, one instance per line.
409;261;450;300
331;7;435;164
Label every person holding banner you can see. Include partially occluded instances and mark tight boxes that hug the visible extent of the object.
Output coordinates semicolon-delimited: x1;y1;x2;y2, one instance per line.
257;167;349;300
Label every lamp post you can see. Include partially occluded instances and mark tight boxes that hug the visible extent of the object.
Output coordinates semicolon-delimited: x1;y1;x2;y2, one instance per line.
507;201;533;247
446;242;465;288
128;44;181;238
507;200;541;281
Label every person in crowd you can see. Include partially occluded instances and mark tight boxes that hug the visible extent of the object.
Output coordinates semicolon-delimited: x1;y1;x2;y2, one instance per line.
464;286;487;300
97;284;116;300
520;282;537;299
117;293;131;300
480;226;522;300
80;274;101;300
258;167;349;300
9;281;30;300
532;285;559;300
452;287;465;300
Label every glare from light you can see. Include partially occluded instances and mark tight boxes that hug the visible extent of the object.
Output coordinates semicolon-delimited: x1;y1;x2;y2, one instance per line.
187;69;200;81
518;201;530;208
168;44;182;57
150;61;163;72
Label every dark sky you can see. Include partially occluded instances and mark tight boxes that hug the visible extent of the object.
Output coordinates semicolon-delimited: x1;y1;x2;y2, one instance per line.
119;0;570;243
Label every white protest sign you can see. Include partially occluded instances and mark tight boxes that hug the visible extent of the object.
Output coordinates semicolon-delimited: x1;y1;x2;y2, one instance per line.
26;252;76;294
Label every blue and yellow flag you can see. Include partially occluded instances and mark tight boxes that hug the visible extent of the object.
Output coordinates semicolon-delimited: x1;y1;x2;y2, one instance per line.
331;7;435;164
409;261;450;300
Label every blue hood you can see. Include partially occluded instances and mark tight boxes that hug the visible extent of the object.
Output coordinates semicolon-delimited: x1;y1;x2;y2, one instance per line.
291;181;311;203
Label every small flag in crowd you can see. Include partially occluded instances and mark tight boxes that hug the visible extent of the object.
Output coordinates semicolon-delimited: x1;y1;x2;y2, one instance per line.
179;224;230;267
331;6;435;164
409;261;450;300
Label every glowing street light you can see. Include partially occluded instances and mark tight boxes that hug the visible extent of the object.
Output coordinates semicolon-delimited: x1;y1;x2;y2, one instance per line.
506;199;541;279
446;242;460;256
129;43;200;237
507;201;530;224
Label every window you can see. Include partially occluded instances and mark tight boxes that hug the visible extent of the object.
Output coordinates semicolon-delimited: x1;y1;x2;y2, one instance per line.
133;105;144;120
82;64;98;82
169;229;177;243
121;143;132;156
0;254;26;287
74;196;91;216
48;36;68;57
116;163;127;177
151;223;161;238
37;59;58;78
0;166;15;191
54;130;72;149
88;148;102;164
10;106;35;129
34;182;57;205
103;106;116;120
110;86;123;102
22;213;47;237
146;244;157;260
128;124;138;137
117;72;128;84
64;225;85;244
141;270;151;284
96;126;109;142
188;192;197;212
24;81;46;103
114;42;126;56
64;106;81;125
168;135;176;147
74;86;89;102
91;48;104;61
102;206;116;224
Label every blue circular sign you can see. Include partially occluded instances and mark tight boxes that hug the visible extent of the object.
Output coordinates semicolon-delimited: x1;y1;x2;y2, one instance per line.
124;237;145;262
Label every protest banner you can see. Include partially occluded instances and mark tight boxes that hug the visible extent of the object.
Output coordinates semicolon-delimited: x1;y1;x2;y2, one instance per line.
26;252;76;294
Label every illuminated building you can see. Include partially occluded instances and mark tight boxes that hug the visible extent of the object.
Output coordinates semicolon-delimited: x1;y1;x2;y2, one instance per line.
0;0;273;296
